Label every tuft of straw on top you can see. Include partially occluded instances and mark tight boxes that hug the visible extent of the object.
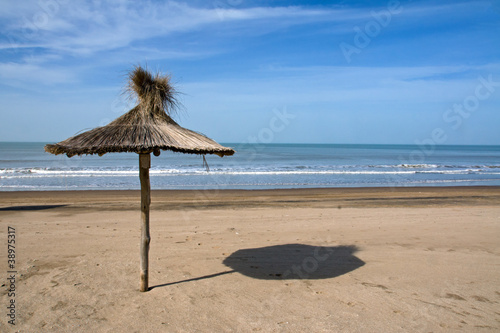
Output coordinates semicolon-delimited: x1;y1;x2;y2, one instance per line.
127;66;180;117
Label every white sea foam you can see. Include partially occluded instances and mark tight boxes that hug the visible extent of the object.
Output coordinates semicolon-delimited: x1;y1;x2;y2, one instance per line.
2;166;500;179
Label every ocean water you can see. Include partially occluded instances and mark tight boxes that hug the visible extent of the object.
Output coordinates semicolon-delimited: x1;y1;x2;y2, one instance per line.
1;142;500;191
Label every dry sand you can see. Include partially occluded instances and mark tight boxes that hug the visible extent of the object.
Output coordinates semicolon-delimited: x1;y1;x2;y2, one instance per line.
0;187;499;332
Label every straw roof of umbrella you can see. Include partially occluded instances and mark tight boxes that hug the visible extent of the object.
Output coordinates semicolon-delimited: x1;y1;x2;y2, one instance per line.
45;66;234;158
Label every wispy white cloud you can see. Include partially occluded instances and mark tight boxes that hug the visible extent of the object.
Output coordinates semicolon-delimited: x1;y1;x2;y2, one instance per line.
0;62;76;87
1;0;489;61
180;63;500;111
1;0;492;56
1;1;339;55
0;1;347;86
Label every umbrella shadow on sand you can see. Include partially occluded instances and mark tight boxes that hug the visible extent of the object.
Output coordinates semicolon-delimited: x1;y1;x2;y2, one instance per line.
222;244;365;280
151;244;364;289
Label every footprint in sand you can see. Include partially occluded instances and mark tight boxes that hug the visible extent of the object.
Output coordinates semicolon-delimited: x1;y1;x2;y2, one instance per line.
471;295;491;303
361;282;389;290
444;293;466;301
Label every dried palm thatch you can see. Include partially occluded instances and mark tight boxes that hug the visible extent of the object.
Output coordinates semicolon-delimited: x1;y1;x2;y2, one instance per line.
45;66;234;157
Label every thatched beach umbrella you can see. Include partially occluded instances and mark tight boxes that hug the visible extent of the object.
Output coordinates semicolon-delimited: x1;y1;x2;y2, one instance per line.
45;66;234;292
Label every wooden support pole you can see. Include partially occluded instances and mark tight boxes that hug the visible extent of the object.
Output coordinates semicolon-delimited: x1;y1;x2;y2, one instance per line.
139;153;151;292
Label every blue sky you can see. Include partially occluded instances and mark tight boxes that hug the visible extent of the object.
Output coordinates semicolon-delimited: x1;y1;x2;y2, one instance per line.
1;0;499;145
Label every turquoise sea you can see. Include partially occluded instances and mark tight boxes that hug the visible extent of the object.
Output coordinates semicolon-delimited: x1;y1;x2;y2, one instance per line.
1;142;500;191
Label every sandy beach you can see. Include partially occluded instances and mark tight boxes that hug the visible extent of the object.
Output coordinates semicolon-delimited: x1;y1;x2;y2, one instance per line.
1;186;499;332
